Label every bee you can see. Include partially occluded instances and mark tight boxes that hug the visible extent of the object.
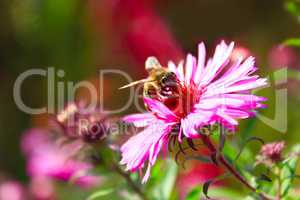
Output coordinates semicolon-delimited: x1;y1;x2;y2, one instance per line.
119;57;180;100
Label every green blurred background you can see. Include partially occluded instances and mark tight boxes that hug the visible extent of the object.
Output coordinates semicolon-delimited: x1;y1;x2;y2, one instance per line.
0;0;299;185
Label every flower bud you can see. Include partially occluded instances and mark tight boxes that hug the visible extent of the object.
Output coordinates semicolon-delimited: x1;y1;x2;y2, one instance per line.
256;141;285;166
56;101;110;143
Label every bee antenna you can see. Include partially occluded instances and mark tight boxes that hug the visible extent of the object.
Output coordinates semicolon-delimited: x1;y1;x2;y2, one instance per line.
118;78;150;90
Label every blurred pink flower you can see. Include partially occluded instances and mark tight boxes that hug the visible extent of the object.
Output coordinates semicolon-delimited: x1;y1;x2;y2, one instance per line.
261;141;285;160
177;163;224;199
89;0;183;67
22;129;101;188
176;146;224;199
121;41;268;182
21;128;50;155
0;181;26;200
29;177;55;200
119;5;183;65
74;175;102;189
268;45;297;69
267;45;300;96
231;46;251;63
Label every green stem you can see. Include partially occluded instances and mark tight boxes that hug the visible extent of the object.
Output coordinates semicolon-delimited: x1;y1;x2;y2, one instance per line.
92;152;149;200
201;135;274;200
276;167;282;200
113;164;149;200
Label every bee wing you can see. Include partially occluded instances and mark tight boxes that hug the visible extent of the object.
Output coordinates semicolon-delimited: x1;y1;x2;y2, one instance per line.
145;56;162;71
118;78;150;89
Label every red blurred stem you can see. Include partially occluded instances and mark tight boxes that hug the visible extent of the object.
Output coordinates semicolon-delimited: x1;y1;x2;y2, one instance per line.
201;135;274;200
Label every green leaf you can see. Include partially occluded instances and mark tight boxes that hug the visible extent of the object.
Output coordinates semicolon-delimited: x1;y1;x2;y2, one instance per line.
280;145;300;197
239;118;257;142
150;159;178;200
160;160;178;200
185;187;202;200
187;185;246;199
283;38;300;47
205;187;245;199
234;136;264;162
244;196;257;200
285;1;300;17
87;189;114;200
282;196;299;200
151;160;163;180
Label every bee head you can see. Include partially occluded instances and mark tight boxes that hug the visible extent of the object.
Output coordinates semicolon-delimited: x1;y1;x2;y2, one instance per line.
160;72;178;87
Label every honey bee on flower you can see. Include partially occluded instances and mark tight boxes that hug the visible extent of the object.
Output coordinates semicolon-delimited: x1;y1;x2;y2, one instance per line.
120;41;268;183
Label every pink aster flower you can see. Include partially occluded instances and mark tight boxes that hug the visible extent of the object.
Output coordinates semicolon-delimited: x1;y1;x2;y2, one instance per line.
22;129;101;188
121;41;268;183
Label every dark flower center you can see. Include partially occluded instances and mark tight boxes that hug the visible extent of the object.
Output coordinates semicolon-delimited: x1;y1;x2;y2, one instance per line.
160;81;202;118
81;121;107;143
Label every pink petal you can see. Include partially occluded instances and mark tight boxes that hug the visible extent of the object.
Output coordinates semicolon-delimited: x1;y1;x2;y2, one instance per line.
168;61;180;77
185;54;197;85
222;108;251;119
178;127;183;143
181;118;198;138
195;94;267;110
206;57;244;89
203;78;268;97
141;134;168;183
222;93;267;102
208;56;257;90
123;113;155;127
177;61;185;82
216;110;238;125
149;135;167;165
200;41;234;86
142;163;152;183
144;98;178;121
120;121;171;173
195;97;245;110
194;42;206;84
181;111;213;138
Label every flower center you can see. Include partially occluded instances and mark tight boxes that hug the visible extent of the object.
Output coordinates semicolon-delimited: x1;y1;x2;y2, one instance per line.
160;81;202;118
